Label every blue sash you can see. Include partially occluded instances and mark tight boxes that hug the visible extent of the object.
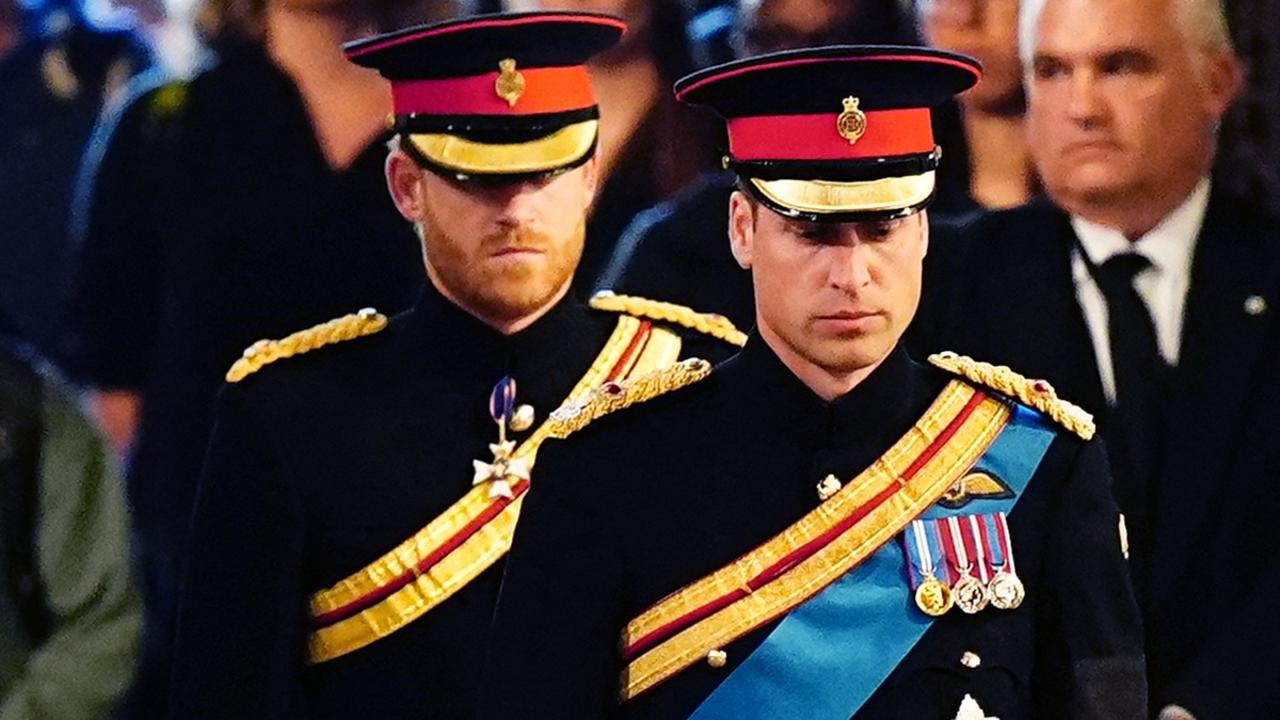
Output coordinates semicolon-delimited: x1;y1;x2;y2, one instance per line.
689;405;1055;720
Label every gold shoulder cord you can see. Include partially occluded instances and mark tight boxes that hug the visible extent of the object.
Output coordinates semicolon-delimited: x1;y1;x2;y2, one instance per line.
927;351;1095;440
546;357;713;440
225;308;389;383
590;291;748;348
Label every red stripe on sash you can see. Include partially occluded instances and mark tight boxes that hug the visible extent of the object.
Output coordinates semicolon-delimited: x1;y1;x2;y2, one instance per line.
622;390;988;660
311;325;651;629
311;476;531;627
607;321;653;382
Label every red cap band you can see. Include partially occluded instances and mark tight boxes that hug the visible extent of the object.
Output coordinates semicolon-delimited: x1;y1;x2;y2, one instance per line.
392;65;596;116
726;108;935;161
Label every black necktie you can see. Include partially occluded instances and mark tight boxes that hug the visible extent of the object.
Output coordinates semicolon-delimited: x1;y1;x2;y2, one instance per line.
1094;253;1166;411
1091;251;1169;610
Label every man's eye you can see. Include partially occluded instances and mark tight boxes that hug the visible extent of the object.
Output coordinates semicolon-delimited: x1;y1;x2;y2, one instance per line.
1099;53;1153;76
860;221;900;240
1032;59;1069;80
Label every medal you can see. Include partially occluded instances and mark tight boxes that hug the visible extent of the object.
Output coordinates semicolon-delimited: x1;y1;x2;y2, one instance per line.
906;519;954;616
984;512;1025;610
915;575;954;616
945;517;989;614
987;570;1025;610
472;377;531;500
952;575;988;614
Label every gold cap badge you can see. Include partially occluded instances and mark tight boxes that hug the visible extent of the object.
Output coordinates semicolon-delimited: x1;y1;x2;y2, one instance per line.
836;96;867;145
496;58;526;107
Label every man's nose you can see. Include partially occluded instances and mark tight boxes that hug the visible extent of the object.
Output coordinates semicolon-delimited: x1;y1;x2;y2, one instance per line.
1066;69;1105;128
828;245;874;291
492;181;542;227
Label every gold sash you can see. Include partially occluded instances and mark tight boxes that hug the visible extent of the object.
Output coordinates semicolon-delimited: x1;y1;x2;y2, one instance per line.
618;381;1011;700
307;316;692;663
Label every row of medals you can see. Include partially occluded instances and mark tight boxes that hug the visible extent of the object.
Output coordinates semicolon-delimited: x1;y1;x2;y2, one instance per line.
915;566;1025;617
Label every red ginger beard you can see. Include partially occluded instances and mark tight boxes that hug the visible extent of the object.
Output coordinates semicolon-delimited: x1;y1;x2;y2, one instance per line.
418;206;585;328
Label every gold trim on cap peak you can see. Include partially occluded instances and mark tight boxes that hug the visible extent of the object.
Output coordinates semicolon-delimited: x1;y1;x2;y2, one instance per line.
749;171;935;215
409;119;598;176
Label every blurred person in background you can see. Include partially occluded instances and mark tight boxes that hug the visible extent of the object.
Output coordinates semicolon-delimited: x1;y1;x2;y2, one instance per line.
1;328;141;720
595;0;921;331
0;0;150;361
510;0;723;291
914;0;1280;717
916;0;1037;212
62;0;461;716
1217;0;1280;217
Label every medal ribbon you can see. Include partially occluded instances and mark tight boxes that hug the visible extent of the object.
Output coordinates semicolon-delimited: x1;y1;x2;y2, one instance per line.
944;516;971;579
689;404;1056;720
906;520;938;589
968;515;990;584
489;376;517;438
993;512;1017;576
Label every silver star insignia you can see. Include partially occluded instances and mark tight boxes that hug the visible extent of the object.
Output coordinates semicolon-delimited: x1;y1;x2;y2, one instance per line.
472;441;531;500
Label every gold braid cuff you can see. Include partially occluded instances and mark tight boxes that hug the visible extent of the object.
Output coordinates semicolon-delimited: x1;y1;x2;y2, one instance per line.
547;358;713;439
590;291;748;348
927;351;1095;440
226;308;389;383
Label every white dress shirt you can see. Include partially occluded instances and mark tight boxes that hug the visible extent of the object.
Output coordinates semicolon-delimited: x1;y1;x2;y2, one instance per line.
1069;178;1210;404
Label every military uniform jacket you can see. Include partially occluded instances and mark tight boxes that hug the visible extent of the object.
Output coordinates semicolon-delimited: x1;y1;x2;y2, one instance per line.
167;285;737;720
481;337;1147;720
912;193;1280;718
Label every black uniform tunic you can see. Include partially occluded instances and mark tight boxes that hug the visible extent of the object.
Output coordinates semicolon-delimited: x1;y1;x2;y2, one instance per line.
169;283;733;720
482;337;1147;720
65;45;424;717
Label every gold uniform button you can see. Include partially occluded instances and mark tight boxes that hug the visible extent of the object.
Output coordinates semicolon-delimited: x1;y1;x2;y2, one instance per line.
960;651;981;669
706;649;728;668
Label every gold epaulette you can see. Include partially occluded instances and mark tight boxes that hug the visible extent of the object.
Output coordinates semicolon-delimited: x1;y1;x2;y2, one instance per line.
589;291;747;348
928;352;1095;440
546;357;712;439
225;308;388;383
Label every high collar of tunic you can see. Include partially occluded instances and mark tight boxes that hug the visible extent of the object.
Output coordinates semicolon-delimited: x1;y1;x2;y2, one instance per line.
402;280;603;410
718;334;941;480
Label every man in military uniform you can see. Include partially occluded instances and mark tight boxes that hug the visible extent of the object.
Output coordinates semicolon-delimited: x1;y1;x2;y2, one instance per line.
167;12;743;720
481;47;1147;719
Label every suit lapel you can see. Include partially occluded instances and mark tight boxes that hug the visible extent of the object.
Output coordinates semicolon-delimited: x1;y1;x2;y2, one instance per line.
1151;193;1280;597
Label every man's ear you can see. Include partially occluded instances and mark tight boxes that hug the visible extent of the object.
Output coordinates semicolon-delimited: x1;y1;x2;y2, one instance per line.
386;148;426;222
579;153;601;209
728;190;756;270
919;210;930;258
1202;48;1244;120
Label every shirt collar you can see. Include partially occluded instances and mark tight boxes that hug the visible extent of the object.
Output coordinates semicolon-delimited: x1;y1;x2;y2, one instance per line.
1070;177;1210;277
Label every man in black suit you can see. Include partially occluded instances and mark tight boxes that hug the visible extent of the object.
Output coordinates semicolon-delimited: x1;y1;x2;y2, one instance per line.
914;0;1280;717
